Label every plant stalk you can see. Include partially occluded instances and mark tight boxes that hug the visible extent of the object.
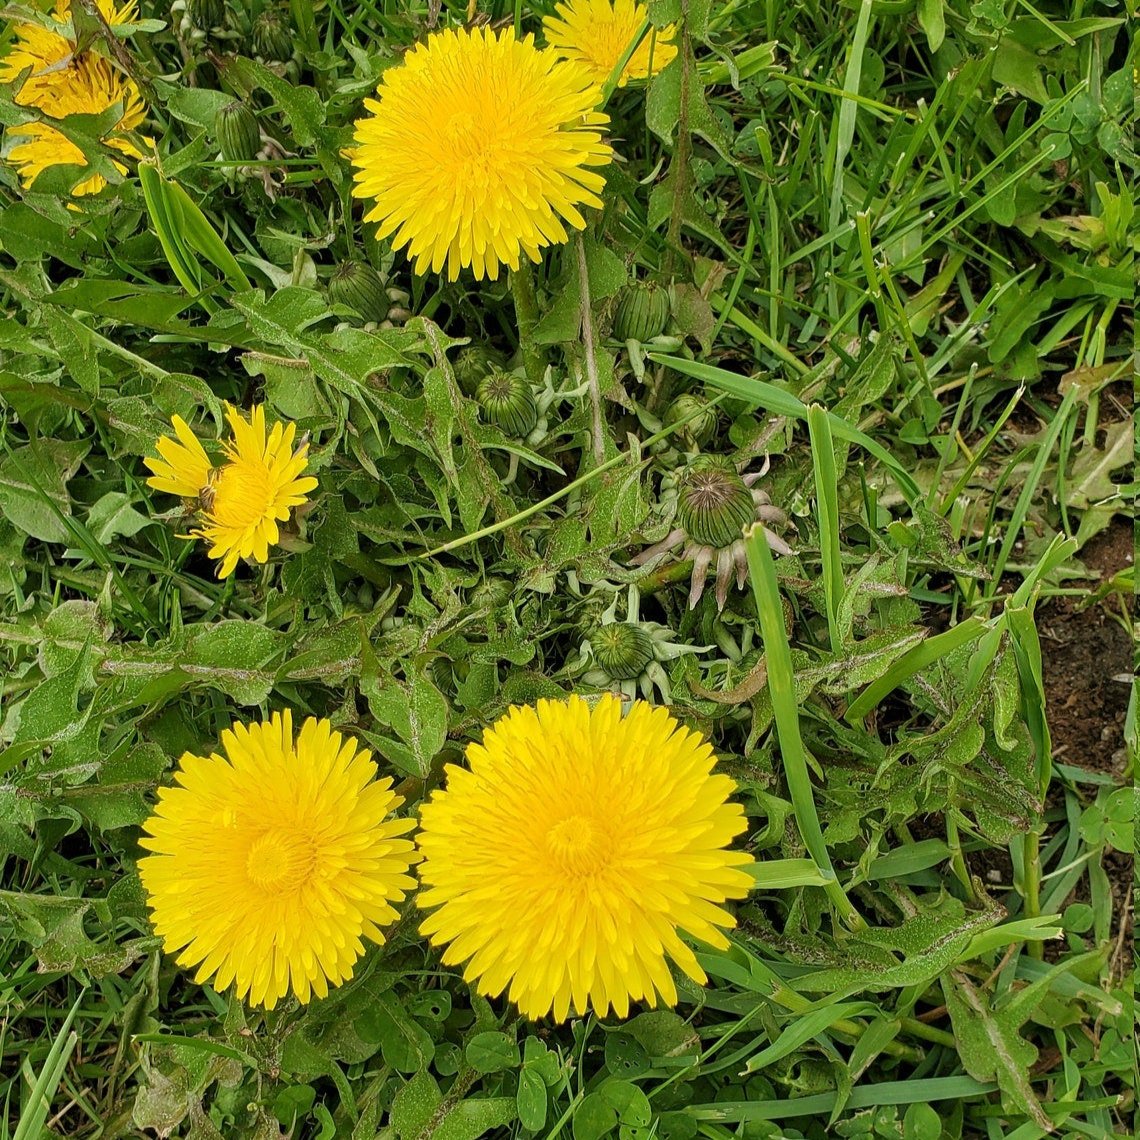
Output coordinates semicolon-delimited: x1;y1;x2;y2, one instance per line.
575;234;606;467
509;258;545;387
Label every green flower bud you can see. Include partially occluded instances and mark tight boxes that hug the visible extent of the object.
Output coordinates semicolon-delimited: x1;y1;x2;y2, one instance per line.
252;8;293;61
328;261;389;324
453;344;507;397
215;100;260;163
187;0;225;30
476;370;538;437
676;456;756;549
664;393;718;448
591;623;655;680
613;281;670;343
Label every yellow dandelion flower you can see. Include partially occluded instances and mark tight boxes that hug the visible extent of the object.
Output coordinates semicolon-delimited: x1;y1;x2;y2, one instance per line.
4;59;146;197
543;0;677;87
144;404;319;579
140;711;418;1008
349;25;613;282
0;0;138;109
417;694;755;1021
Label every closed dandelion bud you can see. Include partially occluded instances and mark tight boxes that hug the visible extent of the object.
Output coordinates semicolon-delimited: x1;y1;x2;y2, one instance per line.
216;101;260;163
613;281;670;343
328;261;389;324
591;623;655;680
252;9;293;61
677;456;756;549
453;344;507;396
665;393;718;448
476;370;538;437
187;0;225;30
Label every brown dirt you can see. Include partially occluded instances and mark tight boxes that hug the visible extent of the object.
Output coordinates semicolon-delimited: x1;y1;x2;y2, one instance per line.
1038;519;1133;776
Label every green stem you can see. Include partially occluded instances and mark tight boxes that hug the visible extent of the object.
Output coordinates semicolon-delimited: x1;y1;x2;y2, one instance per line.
898;1016;957;1049
1022;828;1043;960
419;393;726;559
946;813;976;901
575;234;606;468
664;13;695;276
510;259;545;387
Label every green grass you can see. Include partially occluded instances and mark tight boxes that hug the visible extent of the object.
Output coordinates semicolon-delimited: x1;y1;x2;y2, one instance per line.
0;0;1135;1137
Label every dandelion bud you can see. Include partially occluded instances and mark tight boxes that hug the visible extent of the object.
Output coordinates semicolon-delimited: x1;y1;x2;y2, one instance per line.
215;101;260;163
453;344;507;396
664;393;718;448
676;456;756;550
328;261;389;324
252;8;293;61
476;370;538;437
613;280;670;343
591;623;655;680
186;0;225;30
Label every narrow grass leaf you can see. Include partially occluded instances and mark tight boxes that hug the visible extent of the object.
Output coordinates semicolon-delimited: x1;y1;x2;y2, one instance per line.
12;992;82;1140
745;525;863;929
808;404;844;655
650;353;921;503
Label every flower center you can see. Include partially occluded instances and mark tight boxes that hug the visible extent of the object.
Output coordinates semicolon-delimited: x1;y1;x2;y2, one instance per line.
209;459;275;529
546;815;609;877
590;24;628;72
441;108;510;187
246;830;317;892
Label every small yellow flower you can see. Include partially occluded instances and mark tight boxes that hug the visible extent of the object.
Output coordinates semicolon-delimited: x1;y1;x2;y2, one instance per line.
144;405;318;578
4;58;146;197
139;711;418;1008
0;0;138;109
543;0;677;87
350;25;612;281
417;694;754;1021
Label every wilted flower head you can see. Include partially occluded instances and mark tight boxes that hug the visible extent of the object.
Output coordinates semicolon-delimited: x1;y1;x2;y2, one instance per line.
632;456;793;611
417;694;754;1021
349;25;612;281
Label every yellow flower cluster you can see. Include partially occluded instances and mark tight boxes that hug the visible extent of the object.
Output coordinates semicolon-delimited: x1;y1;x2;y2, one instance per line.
141;694;754;1018
130;5;723;1025
0;0;146;196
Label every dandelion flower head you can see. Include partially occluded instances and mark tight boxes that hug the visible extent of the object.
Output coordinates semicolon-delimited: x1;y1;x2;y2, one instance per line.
350;25;612;281
4;58;145;196
0;0;138;109
145;404;318;578
139;711;418;1008
543;0;677;87
416;694;755;1021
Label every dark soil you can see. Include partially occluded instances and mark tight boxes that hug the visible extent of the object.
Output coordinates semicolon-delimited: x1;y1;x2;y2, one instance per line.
1038;518;1133;776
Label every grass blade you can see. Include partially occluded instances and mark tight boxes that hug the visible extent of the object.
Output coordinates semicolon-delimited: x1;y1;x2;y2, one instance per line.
744;524;864;930
12;993;82;1140
687;1076;997;1122
807;404;844;655
844;617;987;723
649;352;921;503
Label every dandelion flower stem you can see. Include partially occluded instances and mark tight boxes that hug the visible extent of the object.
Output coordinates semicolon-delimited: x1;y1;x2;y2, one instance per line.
510;259;546;387
575;233;606;467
